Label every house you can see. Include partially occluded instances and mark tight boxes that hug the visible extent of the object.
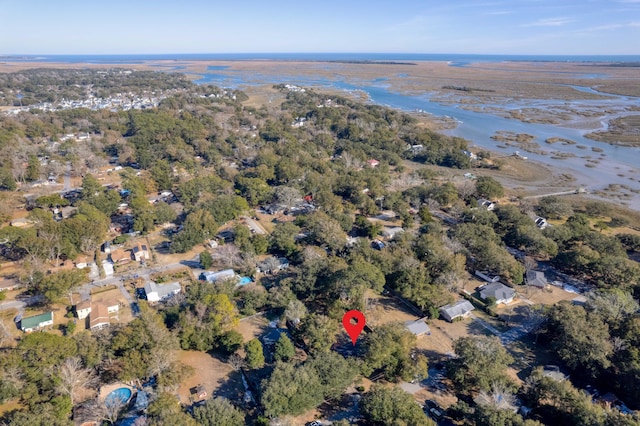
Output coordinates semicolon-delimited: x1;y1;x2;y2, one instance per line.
462;150;478;160
132;244;150;262
477;199;496;211
475;270;500;283
541;365;568;381
104;299;120;314
382;226;404;240
90;303;110;330
440;300;475;322
405;319;431;336
20;312;54;332
102;241;111;254
110;248;131;264
10;217;33;228
480;282;516;304
144;281;181;303
75;300;92;320
102;259;114;277
75;255;90;269
367;159;380;168
371;240;386;250
200;269;237;284
571;295;588;306
534;216;549;230
526;270;548;289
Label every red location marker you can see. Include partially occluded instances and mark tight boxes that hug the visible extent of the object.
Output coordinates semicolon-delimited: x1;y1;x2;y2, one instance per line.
342;309;366;345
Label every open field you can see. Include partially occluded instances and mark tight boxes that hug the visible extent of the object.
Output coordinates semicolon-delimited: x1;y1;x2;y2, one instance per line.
176;350;244;405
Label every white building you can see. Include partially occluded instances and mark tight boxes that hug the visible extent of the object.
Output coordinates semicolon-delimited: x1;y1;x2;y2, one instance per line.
144;281;181;303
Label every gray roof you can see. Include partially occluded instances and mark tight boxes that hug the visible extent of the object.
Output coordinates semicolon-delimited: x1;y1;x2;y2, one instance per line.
480;282;515;302
526;270;548;288
405;319;430;336
440;300;475;321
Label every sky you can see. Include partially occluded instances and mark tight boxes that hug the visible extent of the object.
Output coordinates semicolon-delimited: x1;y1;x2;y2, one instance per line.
1;0;639;55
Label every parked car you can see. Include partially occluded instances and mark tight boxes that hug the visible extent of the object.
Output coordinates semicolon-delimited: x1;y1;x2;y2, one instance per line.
424;400;444;420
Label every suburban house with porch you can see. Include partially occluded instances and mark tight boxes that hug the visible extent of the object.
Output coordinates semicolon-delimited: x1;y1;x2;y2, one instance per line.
440;300;475;322
480;282;516;305
20;312;54;332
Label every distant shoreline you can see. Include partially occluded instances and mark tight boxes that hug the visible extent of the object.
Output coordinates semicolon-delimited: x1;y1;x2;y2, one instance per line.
2;53;640;64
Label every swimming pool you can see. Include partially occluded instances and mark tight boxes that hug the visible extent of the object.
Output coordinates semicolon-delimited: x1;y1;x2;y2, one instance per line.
239;276;252;285
105;387;132;407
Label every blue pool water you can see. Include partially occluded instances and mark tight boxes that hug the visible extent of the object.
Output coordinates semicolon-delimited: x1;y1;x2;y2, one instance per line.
105;387;132;407
239;277;252;285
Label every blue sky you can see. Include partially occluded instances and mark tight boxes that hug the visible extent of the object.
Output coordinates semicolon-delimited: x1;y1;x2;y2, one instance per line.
1;0;639;54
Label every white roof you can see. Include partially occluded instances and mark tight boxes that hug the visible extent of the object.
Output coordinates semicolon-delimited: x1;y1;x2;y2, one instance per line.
144;281;181;302
201;269;236;283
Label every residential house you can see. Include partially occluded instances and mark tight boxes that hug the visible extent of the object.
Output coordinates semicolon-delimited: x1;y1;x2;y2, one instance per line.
405;319;431;336
144;281;181;303
571;295;588;306
475;270;500;283
477;199;496;211
132;243;150;262
526;270;548;289
104;299;120;314
440;300;475;322
382;226;404;240
534;216;549;230
89;303;110;330
480;282;516;305
110;248;131;264
200;269;237;284
462;150;478;160
20;312;54;332
75;254;90;269
102;259;114;277
75;300;92;320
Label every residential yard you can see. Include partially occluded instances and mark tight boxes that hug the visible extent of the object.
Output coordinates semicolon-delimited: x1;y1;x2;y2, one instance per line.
235;312;272;343
176;350;244;405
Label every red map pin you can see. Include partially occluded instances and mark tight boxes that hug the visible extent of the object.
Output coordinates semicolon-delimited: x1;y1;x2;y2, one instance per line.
342;310;366;345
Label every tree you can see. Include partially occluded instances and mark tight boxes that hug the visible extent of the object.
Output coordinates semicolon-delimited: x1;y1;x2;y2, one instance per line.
218;330;243;354
298;314;339;355
360;385;433;426
245;338;265;369
193;397;245;426
146;392;197;426
284;299;308;325
269;222;300;257
476;176;504;199
274;334;296;362
54;357;97;405
199;250;213;270
541;303;612;378
362;322;427;382
260;361;323;417
447;335;514;394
